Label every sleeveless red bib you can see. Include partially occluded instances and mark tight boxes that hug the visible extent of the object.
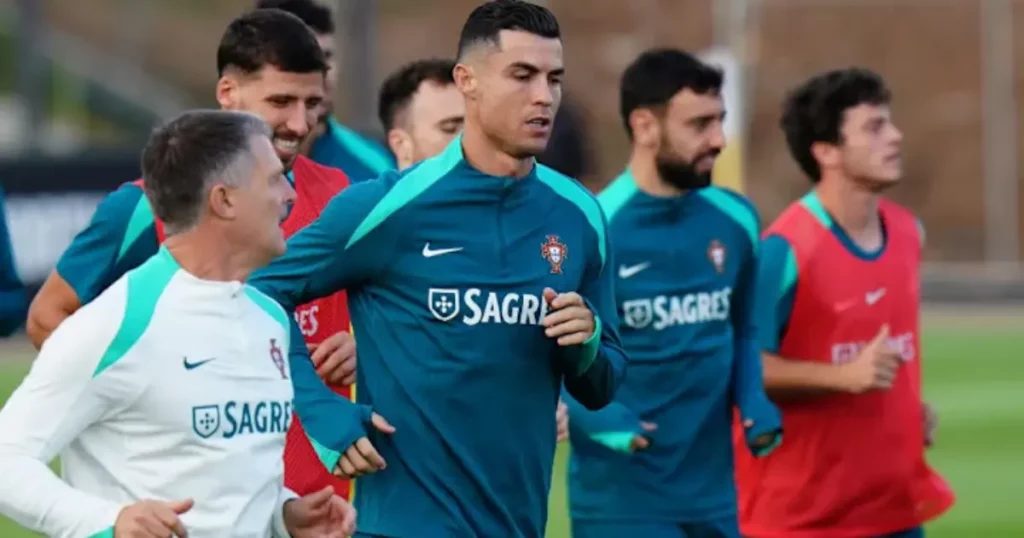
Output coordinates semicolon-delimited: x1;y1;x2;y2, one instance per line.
735;197;954;538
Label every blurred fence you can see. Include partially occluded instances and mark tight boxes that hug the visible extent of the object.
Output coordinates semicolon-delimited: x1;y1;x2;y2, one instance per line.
4;0;1024;295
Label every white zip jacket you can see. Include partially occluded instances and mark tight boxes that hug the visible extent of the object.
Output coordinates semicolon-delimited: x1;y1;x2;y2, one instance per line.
0;248;300;538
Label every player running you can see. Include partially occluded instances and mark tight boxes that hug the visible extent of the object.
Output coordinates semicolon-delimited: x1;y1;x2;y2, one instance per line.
738;67;955;538
23;8;380;496
376;56;571;442
248;1;626;536
0;110;356;538
256;0;395;180
563;48;781;538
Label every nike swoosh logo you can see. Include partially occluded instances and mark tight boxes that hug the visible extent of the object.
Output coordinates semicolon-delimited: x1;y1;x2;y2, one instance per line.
183;357;215;370
422;243;463;258
618;262;651;279
865;288;887;305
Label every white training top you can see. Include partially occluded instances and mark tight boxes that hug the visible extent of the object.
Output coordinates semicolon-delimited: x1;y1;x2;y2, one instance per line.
0;248;299;538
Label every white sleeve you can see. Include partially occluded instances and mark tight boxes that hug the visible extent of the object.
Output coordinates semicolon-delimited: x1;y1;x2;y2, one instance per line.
271;487;300;537
0;283;138;538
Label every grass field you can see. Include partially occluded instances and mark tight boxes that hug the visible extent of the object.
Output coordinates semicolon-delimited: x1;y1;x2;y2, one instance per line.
0;311;1021;537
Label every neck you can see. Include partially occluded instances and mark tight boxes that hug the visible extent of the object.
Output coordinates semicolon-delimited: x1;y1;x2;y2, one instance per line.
461;120;534;178
815;173;880;233
163;227;258;283
628;150;684;197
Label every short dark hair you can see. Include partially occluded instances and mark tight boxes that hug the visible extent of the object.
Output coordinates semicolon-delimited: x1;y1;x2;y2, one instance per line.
255;0;334;35
378;59;457;131
216;9;327;76
456;0;560;59
780;67;892;182
619;48;723;139
141;110;271;234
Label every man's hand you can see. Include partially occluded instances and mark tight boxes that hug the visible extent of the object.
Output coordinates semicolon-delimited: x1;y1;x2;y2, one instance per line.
542;288;595;346
837;324;902;394
556;400;569;442
309;331;357;387
334;413;396;479
284;486;357;538
114;498;193;538
629;422;658;452
924;401;938;447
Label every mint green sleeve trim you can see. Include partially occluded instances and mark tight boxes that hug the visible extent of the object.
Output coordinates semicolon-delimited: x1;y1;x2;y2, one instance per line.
308;435;342;472
577;313;602;375
88;528;115;538
590;431;635;453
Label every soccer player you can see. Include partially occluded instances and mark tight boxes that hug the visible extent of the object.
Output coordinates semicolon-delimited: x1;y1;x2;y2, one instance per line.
376;56;571;442
0;109;356;538
248;1;626;535
256;0;395;181
563;48;781;538
0;186;27;337
377;58;465;172
737;68;955;538
23;8;380;499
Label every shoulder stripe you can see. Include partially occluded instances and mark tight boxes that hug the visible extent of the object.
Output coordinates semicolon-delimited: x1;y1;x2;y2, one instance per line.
328;118;393;175
94;247;178;377
345;136;462;249
798;191;833;228
698;187;760;251
597;171;638;221
781;242;798;296
244;285;289;332
535;164;607;266
117;188;155;261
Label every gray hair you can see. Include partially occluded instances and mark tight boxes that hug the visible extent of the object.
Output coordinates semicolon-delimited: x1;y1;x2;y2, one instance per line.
140;109;272;235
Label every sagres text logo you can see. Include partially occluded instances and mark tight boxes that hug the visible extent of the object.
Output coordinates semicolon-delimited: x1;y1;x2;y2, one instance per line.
622;287;732;331
428;288;552;326
191;400;294;440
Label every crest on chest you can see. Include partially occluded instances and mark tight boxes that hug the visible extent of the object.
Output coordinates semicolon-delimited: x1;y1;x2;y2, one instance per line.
541;235;568;274
707;239;727;274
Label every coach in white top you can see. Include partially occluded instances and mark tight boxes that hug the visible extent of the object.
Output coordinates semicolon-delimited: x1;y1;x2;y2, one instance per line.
0;110;356;538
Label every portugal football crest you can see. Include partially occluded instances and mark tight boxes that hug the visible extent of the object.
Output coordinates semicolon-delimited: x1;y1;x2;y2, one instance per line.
541;235;568;274
708;239;727;274
269;338;288;380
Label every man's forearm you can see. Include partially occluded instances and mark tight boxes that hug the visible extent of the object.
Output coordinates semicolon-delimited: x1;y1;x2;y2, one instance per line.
0;455;122;537
762;352;850;400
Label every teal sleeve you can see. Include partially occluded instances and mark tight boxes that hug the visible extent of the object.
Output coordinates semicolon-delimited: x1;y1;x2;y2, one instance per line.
250;180;393;452
248;179;393;310
755;234;797;354
731;234;782;457
287;318;371;453
559;213;627;410
0;189;26;336
562;388;642;453
55;185;143;304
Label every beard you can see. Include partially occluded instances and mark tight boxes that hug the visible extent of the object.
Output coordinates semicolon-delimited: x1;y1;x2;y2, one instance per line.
656;149;717;191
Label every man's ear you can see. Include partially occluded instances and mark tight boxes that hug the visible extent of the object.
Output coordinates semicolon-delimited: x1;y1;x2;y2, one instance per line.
810;141;841;172
453;62;478;99
207;183;237;222
387;128;414;169
216;75;239;110
629;109;661;150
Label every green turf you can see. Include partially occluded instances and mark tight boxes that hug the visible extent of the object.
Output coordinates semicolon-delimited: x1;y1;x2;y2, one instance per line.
0;324;1021;536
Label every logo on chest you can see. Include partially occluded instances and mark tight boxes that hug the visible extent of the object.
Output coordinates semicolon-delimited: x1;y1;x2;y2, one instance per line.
541;235;568;274
707;239;727;274
192;400;294;440
269;338;288;380
428;288;552;326
622;287;733;331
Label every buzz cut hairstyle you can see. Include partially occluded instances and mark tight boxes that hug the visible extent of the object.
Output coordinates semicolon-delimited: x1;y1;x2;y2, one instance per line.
378;58;457;131
216;8;328;77
140;110;272;234
619;48;724;139
780;67;891;183
456;0;561;59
